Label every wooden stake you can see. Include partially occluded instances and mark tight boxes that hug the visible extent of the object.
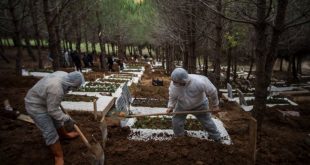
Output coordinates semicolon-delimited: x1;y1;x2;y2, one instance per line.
100;97;116;122
249;117;257;165
93;99;97;120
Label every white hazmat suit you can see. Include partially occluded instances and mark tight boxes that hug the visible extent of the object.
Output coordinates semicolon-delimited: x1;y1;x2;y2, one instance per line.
168;68;221;140
25;71;85;145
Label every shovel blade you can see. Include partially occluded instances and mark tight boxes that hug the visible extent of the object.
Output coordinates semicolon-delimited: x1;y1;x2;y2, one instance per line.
90;153;105;165
100;120;108;148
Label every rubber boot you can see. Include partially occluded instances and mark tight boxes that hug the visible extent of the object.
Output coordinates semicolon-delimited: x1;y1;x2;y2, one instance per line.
50;141;64;165
57;126;79;140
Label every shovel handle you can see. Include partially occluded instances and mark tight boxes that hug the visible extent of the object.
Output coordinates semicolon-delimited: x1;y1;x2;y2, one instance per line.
125;110;221;118
73;124;92;149
59;105;92;149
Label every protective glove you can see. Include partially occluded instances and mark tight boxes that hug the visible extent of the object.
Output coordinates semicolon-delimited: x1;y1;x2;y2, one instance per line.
63;114;75;124
166;107;173;113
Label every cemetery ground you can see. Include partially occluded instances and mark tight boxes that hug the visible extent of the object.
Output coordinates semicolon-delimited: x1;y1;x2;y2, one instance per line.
0;49;310;165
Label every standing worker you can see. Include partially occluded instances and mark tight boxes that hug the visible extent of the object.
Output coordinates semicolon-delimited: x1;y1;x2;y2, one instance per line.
166;68;222;142
70;51;82;72
25;71;85;165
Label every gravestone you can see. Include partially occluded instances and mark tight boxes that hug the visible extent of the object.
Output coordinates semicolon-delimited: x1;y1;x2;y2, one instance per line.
122;82;132;106
116;95;128;114
237;89;247;106
227;83;233;99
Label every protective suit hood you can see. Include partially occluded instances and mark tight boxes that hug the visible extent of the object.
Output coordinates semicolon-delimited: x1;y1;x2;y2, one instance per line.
61;71;85;88
171;68;190;85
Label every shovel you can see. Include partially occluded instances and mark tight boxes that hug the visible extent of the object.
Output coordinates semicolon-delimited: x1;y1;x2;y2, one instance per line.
122;109;221;118
60;105;105;165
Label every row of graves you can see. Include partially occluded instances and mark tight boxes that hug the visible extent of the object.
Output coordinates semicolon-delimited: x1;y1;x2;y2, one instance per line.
61;64;145;116
221;80;310;116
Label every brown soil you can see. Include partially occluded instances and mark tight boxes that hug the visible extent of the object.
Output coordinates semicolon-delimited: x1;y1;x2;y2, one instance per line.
63;94;98;102
131;98;167;107
0;48;309;165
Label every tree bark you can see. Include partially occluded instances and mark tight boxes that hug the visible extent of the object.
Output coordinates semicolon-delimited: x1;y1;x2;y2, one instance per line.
279;57;283;71
147;45;153;58
226;47;232;84
24;34;36;62
188;2;197;74
253;0;289;131
96;11;106;70
9;0;23;75
43;0;60;71
214;0;223;89
247;49;255;80
85;30;89;53
0;45;10;63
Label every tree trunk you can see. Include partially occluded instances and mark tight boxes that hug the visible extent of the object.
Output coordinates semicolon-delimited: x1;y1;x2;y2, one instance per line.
291;54;298;80
111;43;116;56
252;0;268;129
214;0;223;89
138;45;143;57
55;16;63;67
0;45;10;63
226;47;232;84
118;36;125;59
253;0;288;131
43;0;60;71
297;55;302;75
165;44;171;74
147;45;153;58
24;35;37;61
9;0;23;75
128;45;133;57
85;40;89;53
69;41;73;51
188;1;197;74
279;57;283;71
247;49;255;80
96;11;106;70
75;21;82;53
91;35;96;54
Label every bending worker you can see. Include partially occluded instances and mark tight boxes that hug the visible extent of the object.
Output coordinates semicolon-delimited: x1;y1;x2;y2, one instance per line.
25;71;85;165
166;68;222;142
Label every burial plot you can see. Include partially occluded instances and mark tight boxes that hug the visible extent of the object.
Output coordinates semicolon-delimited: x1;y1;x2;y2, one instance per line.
22;69;52;77
122;114;231;145
61;94;115;116
131;98;167;107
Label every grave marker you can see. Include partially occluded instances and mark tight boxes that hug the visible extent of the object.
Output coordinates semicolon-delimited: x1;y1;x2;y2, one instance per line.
227;83;233;99
237;89;247;106
116;95;128;113
122;82;132;105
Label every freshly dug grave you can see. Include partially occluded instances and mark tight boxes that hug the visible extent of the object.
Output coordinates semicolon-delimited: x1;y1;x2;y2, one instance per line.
63;94;98;102
131;98;168;107
83;71;106;81
132;116;204;130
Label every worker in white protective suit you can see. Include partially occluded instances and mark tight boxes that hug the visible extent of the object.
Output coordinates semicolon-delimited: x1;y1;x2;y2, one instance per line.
25;71;85;165
166;68;221;141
